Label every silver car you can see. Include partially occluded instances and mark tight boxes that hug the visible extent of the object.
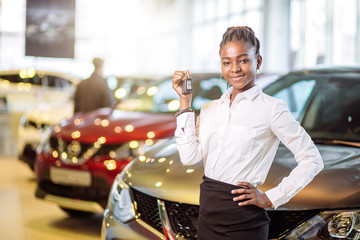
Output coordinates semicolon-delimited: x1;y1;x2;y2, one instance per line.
102;66;360;240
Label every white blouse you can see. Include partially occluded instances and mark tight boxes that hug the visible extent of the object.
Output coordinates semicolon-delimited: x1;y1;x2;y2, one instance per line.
175;84;324;209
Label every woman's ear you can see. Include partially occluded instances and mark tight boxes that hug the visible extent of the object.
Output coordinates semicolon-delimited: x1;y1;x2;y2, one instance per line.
257;55;262;70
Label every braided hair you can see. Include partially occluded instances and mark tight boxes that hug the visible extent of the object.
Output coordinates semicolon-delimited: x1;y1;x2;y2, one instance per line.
219;26;260;56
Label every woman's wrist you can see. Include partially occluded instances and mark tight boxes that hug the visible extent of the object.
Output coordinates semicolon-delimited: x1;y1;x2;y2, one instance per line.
175;107;194;117
179;96;192;110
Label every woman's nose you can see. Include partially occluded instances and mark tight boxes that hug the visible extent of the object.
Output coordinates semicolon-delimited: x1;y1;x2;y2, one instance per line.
231;63;241;72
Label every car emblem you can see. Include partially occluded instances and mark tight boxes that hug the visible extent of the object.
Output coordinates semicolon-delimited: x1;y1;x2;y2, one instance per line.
66;141;81;158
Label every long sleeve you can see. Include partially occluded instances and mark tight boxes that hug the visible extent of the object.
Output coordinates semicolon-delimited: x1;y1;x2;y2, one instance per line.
175;111;204;166
265;100;324;209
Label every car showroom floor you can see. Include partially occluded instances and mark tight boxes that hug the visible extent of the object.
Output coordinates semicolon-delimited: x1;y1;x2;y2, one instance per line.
0;112;102;240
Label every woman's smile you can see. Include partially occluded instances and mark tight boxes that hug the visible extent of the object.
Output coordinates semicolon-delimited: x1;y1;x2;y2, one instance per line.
229;74;246;81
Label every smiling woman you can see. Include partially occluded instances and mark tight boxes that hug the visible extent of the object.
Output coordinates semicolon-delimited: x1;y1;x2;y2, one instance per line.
172;26;323;240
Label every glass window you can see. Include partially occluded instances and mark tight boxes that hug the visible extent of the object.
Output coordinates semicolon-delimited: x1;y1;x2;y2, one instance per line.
191;24;215;71
304;0;327;66
244;9;262;35
204;0;216;21
290;0;359;69
289;0;303;69
153;79;179;112
245;0;261;9
216;0;229;18
229;14;244;27
303;78;360;141
272;80;316;119
0;74;21;83
0;74;42;86
192;0;204;24
230;0;243;14
333;0;357;65
42;75;72;89
192;78;226;110
265;73;360;142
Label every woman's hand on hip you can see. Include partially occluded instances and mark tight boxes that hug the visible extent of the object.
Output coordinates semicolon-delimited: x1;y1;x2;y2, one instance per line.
231;182;273;209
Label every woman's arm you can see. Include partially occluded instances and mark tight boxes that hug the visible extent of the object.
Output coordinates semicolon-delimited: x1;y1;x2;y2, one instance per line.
175;112;204;165
172;70;204;166
266;99;324;209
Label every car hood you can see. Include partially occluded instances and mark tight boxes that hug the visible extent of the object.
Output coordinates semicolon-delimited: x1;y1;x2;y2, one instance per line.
54;108;177;144
123;140;360;210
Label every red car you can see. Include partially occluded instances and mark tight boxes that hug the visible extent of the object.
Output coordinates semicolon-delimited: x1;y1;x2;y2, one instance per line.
34;73;230;217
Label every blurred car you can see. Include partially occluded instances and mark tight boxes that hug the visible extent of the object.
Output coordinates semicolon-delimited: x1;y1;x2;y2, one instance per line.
107;75;163;102
101;66;360;240
18;98;74;171
34;73;230;217
18;75;158;171
0;68;80;113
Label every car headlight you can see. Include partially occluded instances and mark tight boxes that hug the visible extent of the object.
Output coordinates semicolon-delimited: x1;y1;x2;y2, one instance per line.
284;209;360;239
107;173;135;223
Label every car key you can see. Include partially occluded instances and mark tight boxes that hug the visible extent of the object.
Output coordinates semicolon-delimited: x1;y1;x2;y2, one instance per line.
182;72;192;95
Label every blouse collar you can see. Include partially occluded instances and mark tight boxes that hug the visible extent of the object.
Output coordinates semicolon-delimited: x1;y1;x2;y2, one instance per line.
221;84;262;104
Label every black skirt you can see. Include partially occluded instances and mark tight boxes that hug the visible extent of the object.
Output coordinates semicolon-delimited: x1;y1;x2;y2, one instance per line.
197;176;270;240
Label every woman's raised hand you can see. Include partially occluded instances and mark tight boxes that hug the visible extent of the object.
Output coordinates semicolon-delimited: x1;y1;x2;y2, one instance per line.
172;70;192;110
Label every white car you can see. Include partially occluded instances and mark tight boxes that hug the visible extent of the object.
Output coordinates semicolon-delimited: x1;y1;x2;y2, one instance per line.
18;97;74;170
0;69;80;114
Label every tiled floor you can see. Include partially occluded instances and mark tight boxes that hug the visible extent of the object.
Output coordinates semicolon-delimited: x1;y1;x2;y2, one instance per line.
0;113;102;240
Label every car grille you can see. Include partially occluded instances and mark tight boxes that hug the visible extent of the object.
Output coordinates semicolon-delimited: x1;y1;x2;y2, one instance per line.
49;137;123;164
130;188;322;239
165;201;198;240
131;188;164;234
50;137;92;162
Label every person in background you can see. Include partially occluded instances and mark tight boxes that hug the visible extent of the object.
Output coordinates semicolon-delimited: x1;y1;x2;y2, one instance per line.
74;57;115;113
172;26;323;240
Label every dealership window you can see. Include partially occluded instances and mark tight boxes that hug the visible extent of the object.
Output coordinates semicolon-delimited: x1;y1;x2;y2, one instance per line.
1;0;360;74
332;0;357;65
190;0;263;72
290;0;359;69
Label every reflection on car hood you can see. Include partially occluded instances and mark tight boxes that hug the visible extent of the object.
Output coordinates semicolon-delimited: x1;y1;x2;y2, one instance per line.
54;108;177;143
123;140;360;210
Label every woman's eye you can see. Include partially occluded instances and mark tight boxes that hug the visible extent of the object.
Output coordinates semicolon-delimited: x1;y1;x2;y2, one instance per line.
240;59;249;64
222;62;230;66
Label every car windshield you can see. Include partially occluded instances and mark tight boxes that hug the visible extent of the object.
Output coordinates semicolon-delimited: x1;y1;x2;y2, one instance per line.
0;73;73;89
116;75;227;113
264;72;360;142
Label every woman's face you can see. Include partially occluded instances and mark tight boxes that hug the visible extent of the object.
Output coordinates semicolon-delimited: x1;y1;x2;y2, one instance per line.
220;40;261;94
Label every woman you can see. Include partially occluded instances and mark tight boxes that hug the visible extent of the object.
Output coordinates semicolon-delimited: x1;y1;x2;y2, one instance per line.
172;26;324;240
